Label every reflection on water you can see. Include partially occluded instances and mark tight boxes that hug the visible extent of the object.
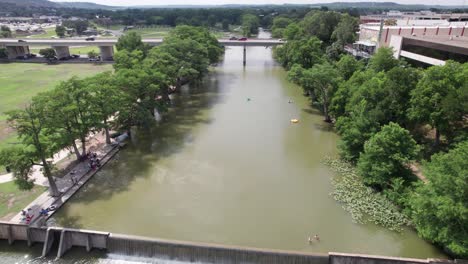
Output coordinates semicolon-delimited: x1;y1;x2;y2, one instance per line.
1;31;446;262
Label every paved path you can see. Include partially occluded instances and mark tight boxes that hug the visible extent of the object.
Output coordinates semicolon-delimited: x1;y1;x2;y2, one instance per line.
10;132;123;226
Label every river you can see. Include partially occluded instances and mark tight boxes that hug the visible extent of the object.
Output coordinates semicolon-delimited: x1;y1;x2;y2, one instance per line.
0;32;445;263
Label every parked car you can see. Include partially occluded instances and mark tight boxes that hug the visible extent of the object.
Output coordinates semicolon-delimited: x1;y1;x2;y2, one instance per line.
88;57;98;61
71;54;80;59
239;37;247;41
229;36;238;40
85;37;95;41
59;56;69;61
16;55;27;60
29;53;37;58
17;39;26;42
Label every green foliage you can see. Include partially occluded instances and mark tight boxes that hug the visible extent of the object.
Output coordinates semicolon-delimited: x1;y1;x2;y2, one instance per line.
302;10;341;44
336;101;380;162
368;47;400;73
62;19;89;35
325;157;411;232
87;50;98;59
357;122;419;188
39;48;56;61
409;61;468;147
289;62;341;122
0;146;34;190
331;14;359;46
0;25;12;38
271;17;292;38
55;25;66;38
408;141;468;258
0;48;7;59
335;55;364;81
274;37;324;69
241;14;259;37
116;31;147;53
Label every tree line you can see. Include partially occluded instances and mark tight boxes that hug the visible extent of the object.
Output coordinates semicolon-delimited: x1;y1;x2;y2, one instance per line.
0;25;223;197
273;9;468;258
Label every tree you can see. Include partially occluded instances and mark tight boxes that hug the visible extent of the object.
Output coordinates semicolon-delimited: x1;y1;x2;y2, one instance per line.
357;122;419;188
62;20;88;35
241;14;259;37
0;146;35;190
39;48;56;61
116;31;146;53
292;62;342;122
0;48;7;59
302;10;341;44
335;101;380;161
0;25;12;38
409;61;468;147
87;50;99;59
55;25;66;38
335;55;363;81
331;14;359;46
271;17;292;38
84;72;123;144
274;37;324;69
6;104;61;196
222;19;230;31
368;47;400;73
408;141;468;258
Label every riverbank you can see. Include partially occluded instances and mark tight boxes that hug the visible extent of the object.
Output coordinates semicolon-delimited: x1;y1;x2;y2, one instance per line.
8;132;123;227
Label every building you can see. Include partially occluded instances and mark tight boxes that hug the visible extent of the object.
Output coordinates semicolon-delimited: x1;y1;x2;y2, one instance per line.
390;35;468;66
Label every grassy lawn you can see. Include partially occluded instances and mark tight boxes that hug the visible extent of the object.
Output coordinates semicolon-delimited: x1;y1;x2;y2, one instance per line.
125;26;173;38
0;181;46;221
0;63;112;173
27;27;57;39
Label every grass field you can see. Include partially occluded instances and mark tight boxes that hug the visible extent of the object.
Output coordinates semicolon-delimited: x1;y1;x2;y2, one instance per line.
0;181;46;220
27;27;57;39
29;46;113;56
0;63;112;168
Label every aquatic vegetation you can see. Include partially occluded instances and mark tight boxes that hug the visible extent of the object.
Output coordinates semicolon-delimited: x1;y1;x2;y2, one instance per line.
324;157;410;232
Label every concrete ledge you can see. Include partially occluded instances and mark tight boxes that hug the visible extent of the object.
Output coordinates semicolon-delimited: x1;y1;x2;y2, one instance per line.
108;233;329;264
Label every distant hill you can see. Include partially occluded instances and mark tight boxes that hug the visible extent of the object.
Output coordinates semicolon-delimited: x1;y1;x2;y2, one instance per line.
0;0;117;10
56;1;119;10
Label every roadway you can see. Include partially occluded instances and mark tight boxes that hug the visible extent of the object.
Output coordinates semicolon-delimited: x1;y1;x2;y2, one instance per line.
0;38;285;47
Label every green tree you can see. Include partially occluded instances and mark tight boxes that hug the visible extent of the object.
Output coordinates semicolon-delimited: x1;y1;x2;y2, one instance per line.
6;105;61;196
302;10;341;44
291;62;342;122
335;54;363;81
271;17;292;38
0;25;12;38
409;61;468;147
87;50;99;59
116;31;146;53
357;122;419;188
336;101;380;161
0;47;7;59
222;19;230;31
409;141;468;258
331;14;359;46
55;25;66;38
0;146;35;190
84;72;123;144
62;20;88;35
274;37;324;69
39;48;56;61
368;47;400;73
241;14;259;37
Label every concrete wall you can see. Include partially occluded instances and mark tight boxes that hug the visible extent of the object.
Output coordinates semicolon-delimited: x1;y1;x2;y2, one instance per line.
108;233;329;264
0;221;461;263
359;26;468;47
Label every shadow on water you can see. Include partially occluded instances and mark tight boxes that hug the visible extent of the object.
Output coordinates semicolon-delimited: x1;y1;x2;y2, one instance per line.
54;72;230;207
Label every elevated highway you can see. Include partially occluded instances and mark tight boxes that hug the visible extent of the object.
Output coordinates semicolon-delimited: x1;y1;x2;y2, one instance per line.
0;38;285;64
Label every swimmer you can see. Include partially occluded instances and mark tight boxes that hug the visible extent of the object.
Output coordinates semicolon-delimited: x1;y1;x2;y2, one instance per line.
314;234;320;241
288;99;293;103
308;236;312;244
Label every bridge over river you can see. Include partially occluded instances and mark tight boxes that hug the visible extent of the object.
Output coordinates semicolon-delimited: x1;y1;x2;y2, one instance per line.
0;38;285;65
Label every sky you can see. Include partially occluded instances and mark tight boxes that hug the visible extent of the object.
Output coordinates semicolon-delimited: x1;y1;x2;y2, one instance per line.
50;0;467;7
